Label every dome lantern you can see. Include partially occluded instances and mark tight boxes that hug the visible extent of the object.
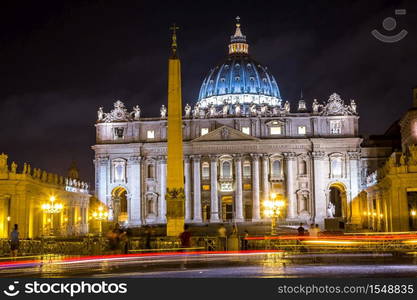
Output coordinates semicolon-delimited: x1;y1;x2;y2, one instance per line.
228;16;249;55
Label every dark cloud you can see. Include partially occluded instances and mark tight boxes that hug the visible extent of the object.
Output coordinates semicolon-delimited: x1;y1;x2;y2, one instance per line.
0;0;416;185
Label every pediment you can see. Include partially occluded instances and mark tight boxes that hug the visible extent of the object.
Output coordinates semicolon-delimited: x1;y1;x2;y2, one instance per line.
191;126;260;142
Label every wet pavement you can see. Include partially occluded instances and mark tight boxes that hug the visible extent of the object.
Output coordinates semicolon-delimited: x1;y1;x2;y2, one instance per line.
1;251;417;278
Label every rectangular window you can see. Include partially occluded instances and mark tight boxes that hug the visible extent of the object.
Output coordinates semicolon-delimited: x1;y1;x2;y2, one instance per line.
202;163;210;179
147;130;155;139
114;127;124;139
241;126;250;135
298;126;306;135
201;128;209;136
202;185;210;191
243;161;251;177
270;126;282;135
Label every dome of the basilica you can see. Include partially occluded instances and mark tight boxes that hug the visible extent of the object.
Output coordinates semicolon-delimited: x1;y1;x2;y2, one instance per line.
197;18;282;108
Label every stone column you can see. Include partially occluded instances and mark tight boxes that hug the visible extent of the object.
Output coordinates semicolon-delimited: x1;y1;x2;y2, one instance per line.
234;155;244;222
251;153;261;221
348;151;360;224
209;155;220;222
192;155;202;222
96;156;109;206
127;156;142;226
157;156;167;223
312;151;327;226
262;154;270;204
184;156;192;222
284;152;296;219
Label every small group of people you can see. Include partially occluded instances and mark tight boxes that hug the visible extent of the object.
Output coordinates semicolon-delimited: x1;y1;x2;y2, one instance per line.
296;223;321;237
106;223;130;254
179;224;250;251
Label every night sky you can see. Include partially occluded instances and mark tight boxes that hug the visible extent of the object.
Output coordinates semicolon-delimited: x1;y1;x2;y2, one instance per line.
1;0;416;186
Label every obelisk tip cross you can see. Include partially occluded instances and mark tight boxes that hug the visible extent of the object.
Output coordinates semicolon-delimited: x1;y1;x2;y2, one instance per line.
170;23;180;57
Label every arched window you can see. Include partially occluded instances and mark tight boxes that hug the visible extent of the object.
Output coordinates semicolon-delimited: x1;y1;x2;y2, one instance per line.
202;162;210;179
243;160;251;177
272;160;281;176
331;158;342;177
148;164;155;178
222;161;232;178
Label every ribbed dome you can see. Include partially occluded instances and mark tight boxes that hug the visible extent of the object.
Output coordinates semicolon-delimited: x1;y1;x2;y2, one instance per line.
196;18;282;108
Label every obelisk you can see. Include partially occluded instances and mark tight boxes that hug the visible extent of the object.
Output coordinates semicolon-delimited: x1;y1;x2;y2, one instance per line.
166;24;185;237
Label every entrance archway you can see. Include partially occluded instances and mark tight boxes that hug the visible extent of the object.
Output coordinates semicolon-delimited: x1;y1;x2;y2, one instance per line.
111;187;128;223
328;183;347;218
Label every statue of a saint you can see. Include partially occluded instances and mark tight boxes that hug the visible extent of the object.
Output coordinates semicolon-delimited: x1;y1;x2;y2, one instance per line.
97;107;104;121
260;104;268;116
235;102;241;116
350;99;357;114
327;202;335;218
23;163;27;174
272;106;279;116
193;104;199;118
284;101;290;113
209;104;216;117
132;105;141;120
312;99;320;113
222;101;229;117
250;103;257;116
160;105;167;118
184;103;191;118
11;162;17;174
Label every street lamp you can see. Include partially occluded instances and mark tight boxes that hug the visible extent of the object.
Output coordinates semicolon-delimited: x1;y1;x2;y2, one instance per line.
263;193;285;235
92;206;108;236
41;196;63;236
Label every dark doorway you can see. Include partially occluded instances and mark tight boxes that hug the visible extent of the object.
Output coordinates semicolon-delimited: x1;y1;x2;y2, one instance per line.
408;192;417;230
245;204;252;221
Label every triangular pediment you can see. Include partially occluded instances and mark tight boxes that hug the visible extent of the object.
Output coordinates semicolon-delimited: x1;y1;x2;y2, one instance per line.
191;125;260;142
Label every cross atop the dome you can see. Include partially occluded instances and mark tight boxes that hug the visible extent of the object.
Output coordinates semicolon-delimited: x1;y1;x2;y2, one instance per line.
236;16;240;26
169;23;180;57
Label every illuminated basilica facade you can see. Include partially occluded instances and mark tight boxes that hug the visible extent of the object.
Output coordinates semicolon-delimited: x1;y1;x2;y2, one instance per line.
92;21;402;230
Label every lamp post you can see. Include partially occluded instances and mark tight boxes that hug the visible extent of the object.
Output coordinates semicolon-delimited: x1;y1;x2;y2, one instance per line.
41;196;63;236
92;206;108;236
263;193;285;235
